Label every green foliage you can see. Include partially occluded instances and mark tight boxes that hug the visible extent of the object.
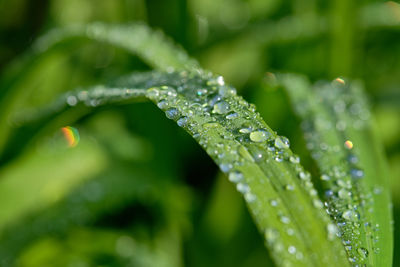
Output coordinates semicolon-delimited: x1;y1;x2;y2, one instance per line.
0;1;398;267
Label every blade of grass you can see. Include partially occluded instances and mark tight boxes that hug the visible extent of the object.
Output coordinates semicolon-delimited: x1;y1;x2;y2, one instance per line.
0;23;200;157
16;71;351;267
279;74;393;266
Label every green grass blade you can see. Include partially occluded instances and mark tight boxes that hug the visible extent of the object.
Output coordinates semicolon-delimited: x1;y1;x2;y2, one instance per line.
279;74;393;266
22;71;350;267
33;23;200;72
0;23;199;157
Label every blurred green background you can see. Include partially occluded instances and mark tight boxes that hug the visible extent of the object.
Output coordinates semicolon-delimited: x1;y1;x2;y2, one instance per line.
0;0;399;266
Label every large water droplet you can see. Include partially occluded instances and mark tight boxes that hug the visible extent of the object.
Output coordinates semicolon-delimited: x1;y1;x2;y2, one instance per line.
274;136;290;149
213;101;230;114
166;108;179;120
177;117;188;127
250;129;269;142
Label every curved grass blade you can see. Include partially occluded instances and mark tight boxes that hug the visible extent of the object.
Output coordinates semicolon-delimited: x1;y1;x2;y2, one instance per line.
18;71;351;267
33;23;200;72
0;23;200;157
279;74;393;266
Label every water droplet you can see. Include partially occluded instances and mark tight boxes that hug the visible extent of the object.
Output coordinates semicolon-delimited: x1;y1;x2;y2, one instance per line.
220;163;233;173
157;100;169;109
320;174;331;181
166;108;179;120
196;88;208;96
325;190;334;198
285;184;295;191
287;228;295;236
177;117;189;127
289;155;300;164
270;199;278;207
275;136;290;149
245;192;257;203
217;76;225;86
264;228;279;243
313;199;323;208
350;168;364;179
347;154;358;164
342;210;357;221
213;101;230;114
373;186;383;195
226;112;238;119
147;87;160;98
252;152;263;162
348;257;356;263
288;246;296;255
229;171;243;183
250;129;269;142
274;155;283;162
237;183;250;194
298;172;310;180
66;95;78;106
203;122;220;128
338;189;351;199
327;223;338;241
358;247;369;259
280;215;290;224
239;127;252;134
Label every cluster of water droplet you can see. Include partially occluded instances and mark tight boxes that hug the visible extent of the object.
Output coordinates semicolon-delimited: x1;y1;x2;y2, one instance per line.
141;70;355;266
284;76;381;265
64;86;147;108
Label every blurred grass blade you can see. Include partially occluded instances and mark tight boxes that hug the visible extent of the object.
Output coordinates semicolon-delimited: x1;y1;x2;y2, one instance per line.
279;74;393;266
0;23;199;158
33;23;200;72
25;71;350;267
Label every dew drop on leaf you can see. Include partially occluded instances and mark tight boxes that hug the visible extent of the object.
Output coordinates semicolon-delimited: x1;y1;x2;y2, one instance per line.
166;108;179;120
219;163;233;173
225;112;238;120
237;182;250;194
229;171;243;183
177;116;188;127
288;246;296;254
212;101;230;114
249;129;269;142
274;136;290;149
245;192;257;203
